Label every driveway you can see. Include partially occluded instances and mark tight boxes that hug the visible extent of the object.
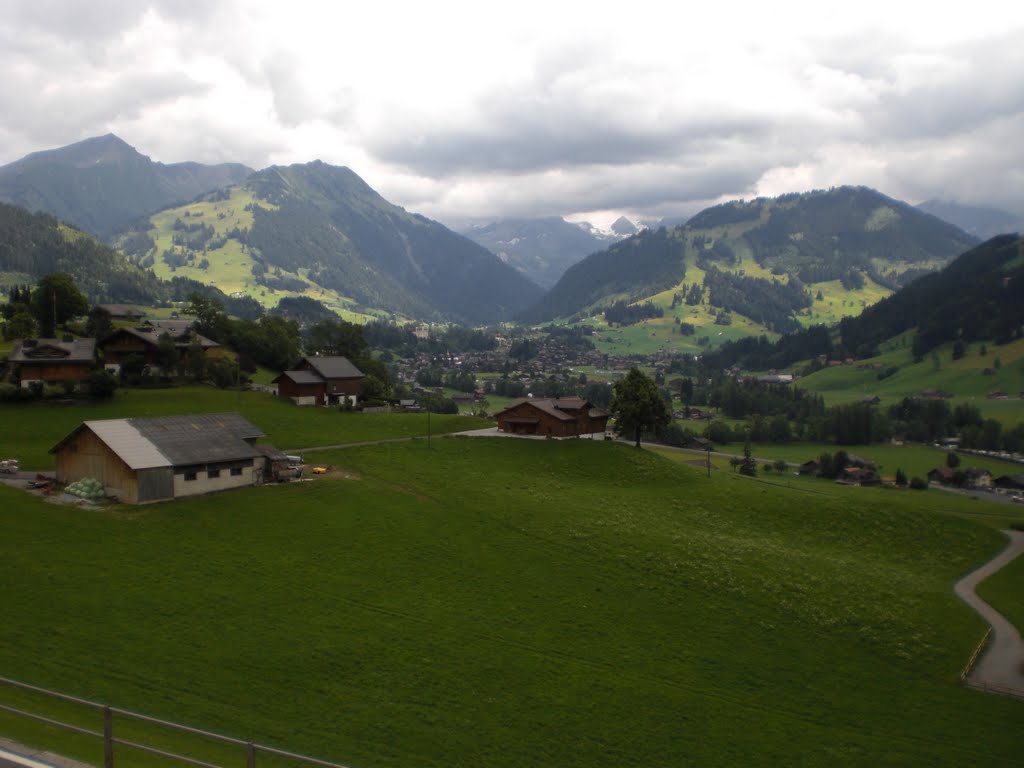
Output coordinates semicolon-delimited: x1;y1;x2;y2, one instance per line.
953;530;1024;697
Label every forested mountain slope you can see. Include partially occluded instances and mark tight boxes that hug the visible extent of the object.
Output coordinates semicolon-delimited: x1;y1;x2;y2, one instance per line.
117;161;543;324
523;186;978;328
0;134;253;239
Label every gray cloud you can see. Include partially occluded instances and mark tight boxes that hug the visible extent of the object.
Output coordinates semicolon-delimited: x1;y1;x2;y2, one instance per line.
0;68;208;146
1;3;1023;226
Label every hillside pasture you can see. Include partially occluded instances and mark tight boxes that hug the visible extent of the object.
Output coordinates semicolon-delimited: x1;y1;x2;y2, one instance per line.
140;188;376;322
0;386;488;469
798;337;1024;424
0;437;1022;767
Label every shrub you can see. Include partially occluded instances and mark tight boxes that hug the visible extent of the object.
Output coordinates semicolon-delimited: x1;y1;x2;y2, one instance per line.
87;369;119;399
909;476;928;490
0;382;33;402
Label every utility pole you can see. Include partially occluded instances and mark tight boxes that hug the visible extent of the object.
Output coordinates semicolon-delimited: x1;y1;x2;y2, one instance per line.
707;445;712;478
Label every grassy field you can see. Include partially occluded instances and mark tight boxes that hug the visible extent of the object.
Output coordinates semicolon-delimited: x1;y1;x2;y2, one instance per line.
0;387;488;468
1;435;1022;767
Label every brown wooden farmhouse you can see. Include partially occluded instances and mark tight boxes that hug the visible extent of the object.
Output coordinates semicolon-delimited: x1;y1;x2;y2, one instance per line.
495;397;609;438
98;322;219;374
8;337;97;389
273;356;365;406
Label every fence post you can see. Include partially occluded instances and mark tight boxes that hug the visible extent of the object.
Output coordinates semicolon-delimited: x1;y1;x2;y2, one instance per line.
103;706;114;768
247;741;256;768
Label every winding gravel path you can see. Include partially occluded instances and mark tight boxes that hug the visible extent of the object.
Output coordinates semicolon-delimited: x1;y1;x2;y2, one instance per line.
953;530;1024;696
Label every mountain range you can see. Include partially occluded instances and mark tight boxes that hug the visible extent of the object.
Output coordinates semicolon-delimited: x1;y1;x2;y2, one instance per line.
522;186;979;329
0;134;1012;337
706;233;1024;371
0;134;253;239
458;216;629;288
114;159;542;324
915;199;1024;241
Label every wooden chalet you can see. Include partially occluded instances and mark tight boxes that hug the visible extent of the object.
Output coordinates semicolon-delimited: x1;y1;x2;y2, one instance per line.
273;356;365;406
495;397;609;438
50;413;280;504
99;323;219;374
7;337;97;389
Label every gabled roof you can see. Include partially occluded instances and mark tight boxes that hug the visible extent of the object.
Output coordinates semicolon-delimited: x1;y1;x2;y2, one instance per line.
96;304;145;319
146;319;195;334
273;370;325;385
302;356;364;379
9;338;96;363
99;326;218;349
495;397;603;422
51;413;264;469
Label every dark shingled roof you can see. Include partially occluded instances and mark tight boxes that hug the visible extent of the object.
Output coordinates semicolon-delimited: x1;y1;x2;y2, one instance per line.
102;325;218;348
50;413;266;469
274;370;324;385
9;337;96;363
303;356;364;379
128;413;264;466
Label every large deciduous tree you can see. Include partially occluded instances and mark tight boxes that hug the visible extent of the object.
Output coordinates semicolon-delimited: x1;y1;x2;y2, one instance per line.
32;272;89;337
610;367;671;448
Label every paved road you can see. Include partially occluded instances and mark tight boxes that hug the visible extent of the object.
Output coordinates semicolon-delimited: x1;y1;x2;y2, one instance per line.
953;530;1024;695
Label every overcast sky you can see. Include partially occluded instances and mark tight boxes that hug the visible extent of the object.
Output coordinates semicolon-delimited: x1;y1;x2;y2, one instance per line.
2;0;1023;228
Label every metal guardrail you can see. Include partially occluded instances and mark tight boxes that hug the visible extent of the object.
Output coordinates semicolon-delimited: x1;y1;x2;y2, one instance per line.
0;676;352;768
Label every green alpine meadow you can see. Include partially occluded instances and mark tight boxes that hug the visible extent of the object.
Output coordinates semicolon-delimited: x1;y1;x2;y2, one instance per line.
1;434;1021;767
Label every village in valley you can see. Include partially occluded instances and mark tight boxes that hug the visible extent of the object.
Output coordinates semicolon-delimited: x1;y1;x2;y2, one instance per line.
3;288;1023;507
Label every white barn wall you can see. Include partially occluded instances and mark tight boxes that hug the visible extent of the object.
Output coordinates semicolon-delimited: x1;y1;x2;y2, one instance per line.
172;465;257;498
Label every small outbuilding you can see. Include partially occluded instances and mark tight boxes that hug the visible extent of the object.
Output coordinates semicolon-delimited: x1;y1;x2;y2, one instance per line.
50;413;279;504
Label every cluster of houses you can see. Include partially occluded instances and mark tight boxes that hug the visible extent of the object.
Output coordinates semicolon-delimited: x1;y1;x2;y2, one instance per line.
798;455;885;486
926;467;1024;496
795;453;1024;496
5;316;222;390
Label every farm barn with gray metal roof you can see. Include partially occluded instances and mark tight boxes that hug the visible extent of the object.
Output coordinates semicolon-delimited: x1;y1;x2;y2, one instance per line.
50;413;279;503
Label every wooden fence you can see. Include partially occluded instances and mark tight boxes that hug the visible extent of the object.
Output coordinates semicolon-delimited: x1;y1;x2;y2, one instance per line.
0;676;352;768
958;629;1024;700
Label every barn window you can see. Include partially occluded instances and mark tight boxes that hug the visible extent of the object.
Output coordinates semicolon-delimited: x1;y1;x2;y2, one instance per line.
184;471;197;481
208;469;221;479
230;467;243;476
